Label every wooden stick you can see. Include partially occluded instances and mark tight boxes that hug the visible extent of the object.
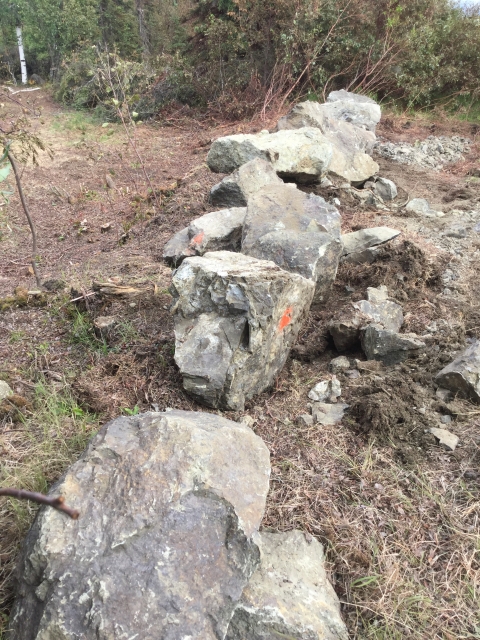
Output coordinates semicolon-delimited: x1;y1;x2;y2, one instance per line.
0;488;80;519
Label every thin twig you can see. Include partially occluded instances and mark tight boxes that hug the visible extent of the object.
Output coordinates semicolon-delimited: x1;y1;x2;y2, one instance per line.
0;488;80;519
7;150;41;287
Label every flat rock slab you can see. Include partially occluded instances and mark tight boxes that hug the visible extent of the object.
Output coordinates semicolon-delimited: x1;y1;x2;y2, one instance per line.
430;427;459;451
312;402;349;426
210;158;283;208
226;530;348;640
207;128;333;182
361;324;426;365
9;410;271;640
163;207;246;266
342;227;401;258
435;341;480;402
242;184;342;303
171;251;315;410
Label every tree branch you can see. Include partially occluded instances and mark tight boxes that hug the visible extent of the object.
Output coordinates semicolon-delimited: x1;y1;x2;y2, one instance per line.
7;150;41;287
0;488;80;519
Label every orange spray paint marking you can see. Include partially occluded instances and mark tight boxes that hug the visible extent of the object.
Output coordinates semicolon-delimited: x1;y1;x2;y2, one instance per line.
190;231;205;247
278;307;293;331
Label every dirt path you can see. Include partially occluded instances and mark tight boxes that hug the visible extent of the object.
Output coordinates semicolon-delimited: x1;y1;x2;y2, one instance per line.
1;92;479;639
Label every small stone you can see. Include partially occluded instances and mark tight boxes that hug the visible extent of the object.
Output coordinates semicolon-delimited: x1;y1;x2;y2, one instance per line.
238;415;255;428
100;222;112;232
342;227;401;257
346;369;360;379
308;377;341;402
374;177;398;201
296;414;314;427
0;380;13;401
435;341;480;403
440;415;452;424
406;198;441;217
436;387;452;402
430;427;459;451
311;402;349;426
329;355;351;372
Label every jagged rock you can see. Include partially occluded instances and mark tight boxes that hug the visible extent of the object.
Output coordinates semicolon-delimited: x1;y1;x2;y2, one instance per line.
361;324;426;365
406;198;444;218
210;158;283;208
0;380;13;401
171;251;315;410
325;89;381;132
373;177;398;201
207;128;333;182
311;402;349;426
241;184;343;303
328;286;403;351
430;427;459;451
329;356;351;373
226;530;348;640
435;341;480;402
342;227;401;261
308;377;341;403
276;101;378;184
9;410;271;640
163;207;247;266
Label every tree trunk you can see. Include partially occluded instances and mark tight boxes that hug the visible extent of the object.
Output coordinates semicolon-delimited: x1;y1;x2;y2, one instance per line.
16;26;27;84
135;0;150;58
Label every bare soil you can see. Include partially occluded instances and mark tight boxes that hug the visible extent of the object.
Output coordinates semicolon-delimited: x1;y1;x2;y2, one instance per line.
1;92;479;639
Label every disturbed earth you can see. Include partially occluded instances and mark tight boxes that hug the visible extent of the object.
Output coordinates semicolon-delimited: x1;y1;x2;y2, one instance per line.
0;91;479;639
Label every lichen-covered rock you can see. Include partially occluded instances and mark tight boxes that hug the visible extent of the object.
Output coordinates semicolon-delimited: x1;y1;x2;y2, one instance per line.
210;158;283;208
171;251;315;410
163;207;247;266
207;128;333;182
226;530;348;640
241;184;343;303
9;410;271;640
361;324;426;365
435;341;480;402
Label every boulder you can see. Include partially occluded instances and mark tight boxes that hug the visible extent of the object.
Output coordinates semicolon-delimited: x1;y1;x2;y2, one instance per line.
226;530;348;640
163;207;247;266
326;90;382;132
361;324;426;365
241;184;343;303
276;101;378;184
171;251;315;410
373;177;398;201
9;410;271;640
207;128;333;182
435;341;480;403
210;158;283;208
342;227;401;260
0;380;13;401
328;286;403;352
406;198;444;218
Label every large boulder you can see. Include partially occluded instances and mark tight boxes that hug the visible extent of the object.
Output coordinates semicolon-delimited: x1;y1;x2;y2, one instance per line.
435;341;480;402
326;90;382;132
207;128;333;183
241;184;343;303
163;207;247;266
171;251;315;410
226;530;348;640
210;158;283;208
361;325;426;365
9;410;271;640
277;101;378;184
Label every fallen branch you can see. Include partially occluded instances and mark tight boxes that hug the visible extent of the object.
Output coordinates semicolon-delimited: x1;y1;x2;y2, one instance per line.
0;488;80;519
93;280;158;298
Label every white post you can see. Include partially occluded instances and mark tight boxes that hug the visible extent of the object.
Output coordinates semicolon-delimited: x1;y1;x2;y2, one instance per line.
16;26;27;85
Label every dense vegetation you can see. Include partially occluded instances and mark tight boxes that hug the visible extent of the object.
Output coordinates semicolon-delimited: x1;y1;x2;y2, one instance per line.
1;0;480;117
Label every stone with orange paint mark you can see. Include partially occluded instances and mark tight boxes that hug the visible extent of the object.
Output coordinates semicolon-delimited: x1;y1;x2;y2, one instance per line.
171;251;315;410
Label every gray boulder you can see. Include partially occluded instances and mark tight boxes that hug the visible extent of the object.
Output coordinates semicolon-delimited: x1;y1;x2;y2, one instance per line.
210;158;283;208
276;101;378;184
171;251;315;410
226;530;348;640
361;324;426;365
207;128;333;182
163;207;246;266
373;177;398;201
9;410;271;640
435;341;480;402
342;227;401;261
241;184;343;303
406;198;444;218
329;286;403;352
326;90;382;132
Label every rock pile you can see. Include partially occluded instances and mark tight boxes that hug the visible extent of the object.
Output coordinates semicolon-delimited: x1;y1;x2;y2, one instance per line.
374;135;471;170
9;410;347;640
